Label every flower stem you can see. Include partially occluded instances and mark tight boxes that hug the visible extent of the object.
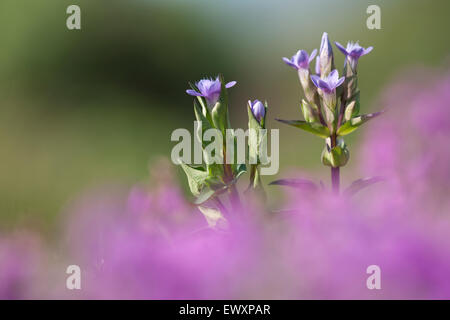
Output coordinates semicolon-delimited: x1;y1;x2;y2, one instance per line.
330;133;340;194
213;197;228;215
229;183;242;212
331;167;340;194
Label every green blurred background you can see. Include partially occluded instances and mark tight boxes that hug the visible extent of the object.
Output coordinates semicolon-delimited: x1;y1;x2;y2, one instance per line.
0;0;448;233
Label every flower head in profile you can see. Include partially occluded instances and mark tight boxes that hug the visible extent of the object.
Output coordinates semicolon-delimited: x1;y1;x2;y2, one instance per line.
186;77;237;107
335;41;373;60
248;99;266;123
283;49;317;70
311;69;344;94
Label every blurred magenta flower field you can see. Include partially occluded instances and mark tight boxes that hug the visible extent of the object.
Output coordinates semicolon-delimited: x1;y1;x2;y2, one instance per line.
1;68;450;299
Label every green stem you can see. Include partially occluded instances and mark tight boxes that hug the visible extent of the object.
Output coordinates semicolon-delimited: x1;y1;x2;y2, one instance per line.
330;134;340;194
331;167;340;194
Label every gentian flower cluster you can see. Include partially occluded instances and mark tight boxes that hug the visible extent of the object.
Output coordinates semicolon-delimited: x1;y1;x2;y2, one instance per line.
278;32;379;193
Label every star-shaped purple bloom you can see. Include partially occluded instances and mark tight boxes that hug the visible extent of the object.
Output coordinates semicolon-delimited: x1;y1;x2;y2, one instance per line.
186;77;237;106
334;41;373;60
248;99;265;123
310;70;344;94
283;49;317;70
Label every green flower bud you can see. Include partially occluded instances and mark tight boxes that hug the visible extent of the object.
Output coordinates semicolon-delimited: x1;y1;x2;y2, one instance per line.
321;137;350;168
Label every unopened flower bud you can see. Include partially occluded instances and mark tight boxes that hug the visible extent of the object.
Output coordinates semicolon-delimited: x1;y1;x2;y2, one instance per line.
249;99;266;124
319;32;335;78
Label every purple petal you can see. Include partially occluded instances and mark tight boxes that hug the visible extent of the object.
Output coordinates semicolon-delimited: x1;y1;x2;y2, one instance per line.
314;57;320;75
335;76;345;88
310;75;321;88
226;81;237;89
283;57;298;69
186;89;202;97
250;100;265;122
308;49;318;64
328;69;339;83
318;79;332;92
363;46;373;55
334;41;348;56
210;78;222;93
295;50;309;69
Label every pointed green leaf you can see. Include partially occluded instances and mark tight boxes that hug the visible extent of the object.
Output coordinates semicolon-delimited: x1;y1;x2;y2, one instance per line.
180;163;210;196
211;101;228;135
193;184;228;205
337;111;383;136
269;178;317;192
276;119;330;139
193;188;216;205
233;163;247;180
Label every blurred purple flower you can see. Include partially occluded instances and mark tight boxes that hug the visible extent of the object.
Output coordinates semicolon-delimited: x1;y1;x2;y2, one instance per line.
283;49;317;70
0;234;41;299
311;69;344;93
361;69;450;205
186;77;236;107
248;99;265;123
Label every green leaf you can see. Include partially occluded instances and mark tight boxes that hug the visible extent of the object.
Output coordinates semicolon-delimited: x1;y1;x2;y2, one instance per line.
180;163;210;196
276;119;330;139
193;188;216;205
269;178;317;192
233;163;247;180
211;101;228;135
193;101;213;145
194;102;224;178
337;111;383;136
212;74;231;133
344;176;384;196
193;184;228;205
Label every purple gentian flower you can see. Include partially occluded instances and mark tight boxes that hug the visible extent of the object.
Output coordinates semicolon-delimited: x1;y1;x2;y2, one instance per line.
186;77;237;107
335;41;373;70
283;49;317;70
335;41;373;59
249;100;266;123
310;70;344;94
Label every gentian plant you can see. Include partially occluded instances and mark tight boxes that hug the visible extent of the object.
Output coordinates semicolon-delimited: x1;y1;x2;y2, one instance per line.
183;75;268;223
247;99;268;195
276;32;382;194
